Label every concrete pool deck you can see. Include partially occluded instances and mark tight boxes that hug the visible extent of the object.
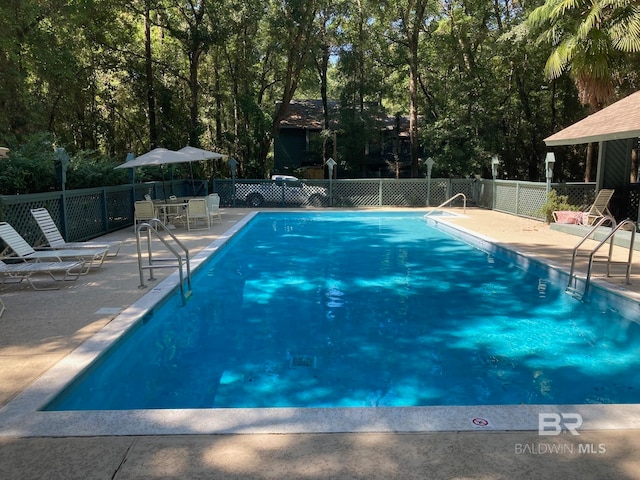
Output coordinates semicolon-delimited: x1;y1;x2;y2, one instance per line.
1;207;640;479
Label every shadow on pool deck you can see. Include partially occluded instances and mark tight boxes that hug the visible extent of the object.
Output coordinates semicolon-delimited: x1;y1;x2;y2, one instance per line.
1;207;639;480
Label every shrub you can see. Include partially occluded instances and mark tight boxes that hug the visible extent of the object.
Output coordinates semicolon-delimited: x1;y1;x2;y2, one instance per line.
539;189;579;223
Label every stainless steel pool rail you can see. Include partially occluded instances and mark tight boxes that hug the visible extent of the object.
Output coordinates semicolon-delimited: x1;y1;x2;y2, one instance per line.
136;218;192;305
566;216;636;300
423;193;466;217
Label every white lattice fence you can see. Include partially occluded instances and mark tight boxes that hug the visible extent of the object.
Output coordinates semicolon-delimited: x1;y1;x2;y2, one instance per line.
332;180;381;207
381;180;428;206
494;181;547;220
494;183;518;214
517;185;547;218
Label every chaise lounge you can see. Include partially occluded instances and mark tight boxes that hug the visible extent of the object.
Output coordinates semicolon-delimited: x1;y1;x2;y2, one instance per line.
0;222;108;274
30;208;122;257
581;188;615;225
0;259;84;290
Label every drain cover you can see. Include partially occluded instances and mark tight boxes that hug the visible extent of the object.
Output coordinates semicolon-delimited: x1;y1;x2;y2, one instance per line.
289;355;317;368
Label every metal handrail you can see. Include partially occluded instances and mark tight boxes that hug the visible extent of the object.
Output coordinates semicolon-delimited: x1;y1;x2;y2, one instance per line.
136;218;191;305
424;193;466;217
567;216;636;298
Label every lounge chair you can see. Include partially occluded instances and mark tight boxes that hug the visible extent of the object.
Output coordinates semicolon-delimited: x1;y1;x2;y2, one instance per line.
0;259;84;290
185;198;211;231
30;208;122;257
581;189;615;225
206;193;222;223
0;222;107;273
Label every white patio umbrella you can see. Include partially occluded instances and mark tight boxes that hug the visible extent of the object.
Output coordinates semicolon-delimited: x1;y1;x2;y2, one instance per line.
114;148;194;169
178;146;227;161
115;148;197;198
115;147;227;196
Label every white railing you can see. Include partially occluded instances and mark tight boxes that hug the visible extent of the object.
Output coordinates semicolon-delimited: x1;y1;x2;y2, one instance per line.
423;193;467;217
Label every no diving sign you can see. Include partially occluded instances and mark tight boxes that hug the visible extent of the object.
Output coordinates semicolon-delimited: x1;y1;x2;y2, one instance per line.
471;417;493;429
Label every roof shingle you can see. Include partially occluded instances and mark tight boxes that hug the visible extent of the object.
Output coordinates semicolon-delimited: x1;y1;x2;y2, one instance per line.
544;90;640;146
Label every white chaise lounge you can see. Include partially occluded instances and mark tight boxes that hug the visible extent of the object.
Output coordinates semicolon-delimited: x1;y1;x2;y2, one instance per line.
0;222;108;273
30;208;122;257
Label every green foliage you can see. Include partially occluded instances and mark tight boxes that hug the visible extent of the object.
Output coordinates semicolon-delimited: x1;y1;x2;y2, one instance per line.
0;133;133;194
66;150;129;189
539;189;579;223
526;0;640;107
0;133;57;194
1;0;639;190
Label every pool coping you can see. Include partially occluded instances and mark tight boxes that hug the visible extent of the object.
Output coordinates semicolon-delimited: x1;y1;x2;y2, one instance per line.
1;211;640;437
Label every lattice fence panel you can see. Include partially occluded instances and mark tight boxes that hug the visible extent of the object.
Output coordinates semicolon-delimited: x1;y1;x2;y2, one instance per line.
428;181;452;206
332;181;380;207
107;189;134;228
554;184;597;208
300;180;330;207
517;185;547;219
494;183;517;214
65;193;106;241
0;195;62;250
381;180;428;206
476;180;493;208
213;181;235;207
629;187;640;222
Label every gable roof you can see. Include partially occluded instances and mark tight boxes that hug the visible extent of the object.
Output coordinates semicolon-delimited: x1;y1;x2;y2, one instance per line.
278;100;341;129
544;90;640;146
277;99;411;136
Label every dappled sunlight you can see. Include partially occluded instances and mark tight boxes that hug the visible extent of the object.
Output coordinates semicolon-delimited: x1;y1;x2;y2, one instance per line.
40;212;640;412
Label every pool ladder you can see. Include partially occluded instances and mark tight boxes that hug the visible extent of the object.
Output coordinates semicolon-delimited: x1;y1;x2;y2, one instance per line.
566;216;636;300
424;193;466;217
136;218;192;305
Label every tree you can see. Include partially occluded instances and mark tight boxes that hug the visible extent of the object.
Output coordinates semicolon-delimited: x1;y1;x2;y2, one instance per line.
265;0;319;176
527;0;640;181
391;0;436;177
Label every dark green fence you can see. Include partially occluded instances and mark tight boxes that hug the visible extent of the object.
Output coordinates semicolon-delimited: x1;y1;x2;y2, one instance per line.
0;180;205;248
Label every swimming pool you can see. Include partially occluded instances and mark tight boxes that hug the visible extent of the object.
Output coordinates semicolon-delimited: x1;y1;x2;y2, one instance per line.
3;210;640;436
44;211;640;411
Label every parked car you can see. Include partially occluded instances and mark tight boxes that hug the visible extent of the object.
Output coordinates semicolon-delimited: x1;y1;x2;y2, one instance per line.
234;175;328;207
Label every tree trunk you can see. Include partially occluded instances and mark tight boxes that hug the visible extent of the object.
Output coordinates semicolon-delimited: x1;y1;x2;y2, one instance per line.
585;142;595;182
144;3;157;148
409;50;420;177
403;0;429;178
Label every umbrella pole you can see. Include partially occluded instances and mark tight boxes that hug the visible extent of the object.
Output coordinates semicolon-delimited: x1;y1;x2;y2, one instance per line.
162;165;167;200
190;162;196;196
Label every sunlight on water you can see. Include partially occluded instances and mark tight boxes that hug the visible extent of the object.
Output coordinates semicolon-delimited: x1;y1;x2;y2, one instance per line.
45;212;640;411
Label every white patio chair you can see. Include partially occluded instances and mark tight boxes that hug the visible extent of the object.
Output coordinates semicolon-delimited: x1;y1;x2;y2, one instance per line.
134;200;157;232
31;208;122;257
206;193;222;223
186;198;211;231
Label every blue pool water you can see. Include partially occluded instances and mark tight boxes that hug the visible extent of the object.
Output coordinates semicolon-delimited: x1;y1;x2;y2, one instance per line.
46;212;640;410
